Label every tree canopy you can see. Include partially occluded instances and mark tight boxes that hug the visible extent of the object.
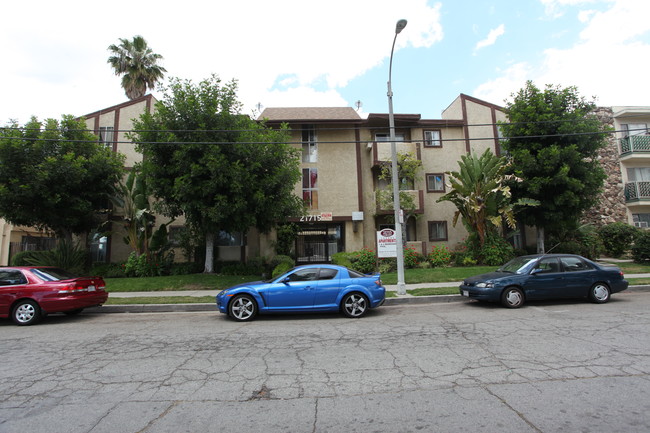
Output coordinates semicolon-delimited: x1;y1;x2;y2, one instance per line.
500;81;609;252
131;75;304;272
107;35;167;100
0;116;125;239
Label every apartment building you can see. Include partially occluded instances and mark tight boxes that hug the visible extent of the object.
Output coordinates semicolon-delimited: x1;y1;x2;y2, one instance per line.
255;94;508;263
615;106;650;227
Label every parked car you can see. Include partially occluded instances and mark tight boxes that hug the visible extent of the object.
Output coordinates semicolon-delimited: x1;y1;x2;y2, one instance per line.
459;254;628;308
216;264;386;321
0;267;108;325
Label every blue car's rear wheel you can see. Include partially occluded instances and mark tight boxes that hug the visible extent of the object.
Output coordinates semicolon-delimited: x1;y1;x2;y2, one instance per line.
341;293;368;318
501;287;524;308
229;294;257;321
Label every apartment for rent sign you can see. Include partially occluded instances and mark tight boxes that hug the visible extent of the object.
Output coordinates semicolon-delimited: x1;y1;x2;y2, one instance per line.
377;228;397;258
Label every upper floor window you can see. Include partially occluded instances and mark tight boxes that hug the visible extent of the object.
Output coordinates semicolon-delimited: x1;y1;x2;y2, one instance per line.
426;173;445;192
302;125;317;163
622;123;648;138
99;126;114;148
375;133;405;142
627;167;650;182
423;130;441;147
302;168;318;209
633;213;650;228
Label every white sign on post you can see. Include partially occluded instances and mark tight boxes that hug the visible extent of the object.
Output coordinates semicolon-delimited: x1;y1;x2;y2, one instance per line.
377;228;397;258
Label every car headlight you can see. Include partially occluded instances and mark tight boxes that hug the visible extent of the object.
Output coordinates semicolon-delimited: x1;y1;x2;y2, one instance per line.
476;282;494;288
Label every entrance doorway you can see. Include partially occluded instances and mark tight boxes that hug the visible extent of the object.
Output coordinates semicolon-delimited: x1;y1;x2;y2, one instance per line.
295;223;344;264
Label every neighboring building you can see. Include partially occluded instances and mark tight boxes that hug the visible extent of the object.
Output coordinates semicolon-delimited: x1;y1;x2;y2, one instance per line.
613;106;650;227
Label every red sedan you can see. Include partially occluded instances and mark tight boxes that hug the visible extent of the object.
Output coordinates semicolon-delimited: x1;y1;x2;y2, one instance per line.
0;267;108;325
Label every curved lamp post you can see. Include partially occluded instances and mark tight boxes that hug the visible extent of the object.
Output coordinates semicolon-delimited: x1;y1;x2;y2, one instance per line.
387;19;407;295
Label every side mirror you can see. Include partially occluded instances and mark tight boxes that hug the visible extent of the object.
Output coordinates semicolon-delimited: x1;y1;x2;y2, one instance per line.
281;277;291;284
530;268;543;275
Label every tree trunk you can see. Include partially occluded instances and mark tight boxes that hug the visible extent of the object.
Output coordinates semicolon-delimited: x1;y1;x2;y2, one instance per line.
204;232;215;273
536;226;545;254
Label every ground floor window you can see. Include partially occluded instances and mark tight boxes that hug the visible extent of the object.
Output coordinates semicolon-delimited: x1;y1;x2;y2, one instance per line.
295;223;344;264
89;233;108;263
428;221;448;241
633;213;650;228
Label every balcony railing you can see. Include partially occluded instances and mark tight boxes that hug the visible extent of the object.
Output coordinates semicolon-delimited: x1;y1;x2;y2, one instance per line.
620;135;650;155
625;181;650;202
371;141;420;166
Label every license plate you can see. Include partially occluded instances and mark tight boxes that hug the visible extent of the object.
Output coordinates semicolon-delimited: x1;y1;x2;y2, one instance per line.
88;285;96;292
462;290;469;297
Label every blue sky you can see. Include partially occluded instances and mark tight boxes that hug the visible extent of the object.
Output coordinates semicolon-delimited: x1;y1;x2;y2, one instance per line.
1;0;649;123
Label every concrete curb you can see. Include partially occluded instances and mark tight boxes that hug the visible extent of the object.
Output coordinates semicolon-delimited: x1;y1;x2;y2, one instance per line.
86;285;650;314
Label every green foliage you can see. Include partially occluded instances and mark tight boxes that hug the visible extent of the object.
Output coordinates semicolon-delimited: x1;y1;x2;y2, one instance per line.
631;230;650;263
403;247;421;269
169;262;204;276
428;245;452;267
131;75;304;272
107;35;167;100
274;223;299;257
0;116;125;238
350;248;377;274
598;222;638;258
272;261;294;279
549;225;604;259
268;255;295;278
376;152;423;218
478;235;515;266
501;81;609;237
331;252;354;268
438;148;537;247
89;262;127;278
123;251;172;277
12;240;87;274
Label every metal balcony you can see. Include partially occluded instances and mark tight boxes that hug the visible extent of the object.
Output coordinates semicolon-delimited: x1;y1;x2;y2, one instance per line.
625;181;650;202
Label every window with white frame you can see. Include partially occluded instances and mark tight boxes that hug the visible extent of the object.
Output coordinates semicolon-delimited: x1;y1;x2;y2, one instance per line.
428;221;448;241
633;214;650;228
426;173;445;192
423;130;441;147
302;168;318;209
622;123;648;137
375;133;405;142
99;126;114;148
302;125;317;163
627;167;650;182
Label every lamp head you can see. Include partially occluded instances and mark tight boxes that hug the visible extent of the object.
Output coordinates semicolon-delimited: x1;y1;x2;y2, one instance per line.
395;19;408;34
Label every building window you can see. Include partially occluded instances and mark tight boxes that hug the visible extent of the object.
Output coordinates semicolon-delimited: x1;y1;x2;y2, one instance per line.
423;130;441;147
627;167;650;181
375;133;405;142
426;173;445;192
89;233;108;263
302;168;318;209
302;125;317;163
428;221;448;241
622;123;648;137
99;126;114;148
633;214;650;228
216;231;244;246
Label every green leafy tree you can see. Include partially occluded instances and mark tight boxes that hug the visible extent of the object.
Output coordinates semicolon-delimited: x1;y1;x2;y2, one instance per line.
0;116;125;241
437;148;537;247
107;35;167;100
376;151;423;221
501;81;609;253
131;75;304;273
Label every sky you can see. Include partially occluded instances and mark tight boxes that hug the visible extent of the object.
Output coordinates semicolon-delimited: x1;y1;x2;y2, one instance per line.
2;0;649;124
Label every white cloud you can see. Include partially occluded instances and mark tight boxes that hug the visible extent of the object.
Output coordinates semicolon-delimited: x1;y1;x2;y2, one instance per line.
0;0;444;124
474;24;506;53
473;63;533;106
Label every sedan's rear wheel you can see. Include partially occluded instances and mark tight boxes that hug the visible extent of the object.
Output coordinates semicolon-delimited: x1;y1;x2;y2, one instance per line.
341;293;368;318
228;295;257;321
12;300;41;326
589;283;610;304
501;287;524;308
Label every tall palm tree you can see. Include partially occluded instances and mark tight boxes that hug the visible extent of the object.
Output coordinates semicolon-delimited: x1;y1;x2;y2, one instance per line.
437;149;538;247
107;35;167;100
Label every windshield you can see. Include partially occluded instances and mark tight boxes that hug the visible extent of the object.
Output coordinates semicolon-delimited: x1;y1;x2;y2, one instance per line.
497;257;538;274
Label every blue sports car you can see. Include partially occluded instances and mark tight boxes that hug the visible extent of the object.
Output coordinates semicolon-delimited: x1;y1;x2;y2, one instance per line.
459;254;628;308
216;264;386;321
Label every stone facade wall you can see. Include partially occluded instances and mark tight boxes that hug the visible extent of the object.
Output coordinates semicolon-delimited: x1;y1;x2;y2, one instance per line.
581;107;628;226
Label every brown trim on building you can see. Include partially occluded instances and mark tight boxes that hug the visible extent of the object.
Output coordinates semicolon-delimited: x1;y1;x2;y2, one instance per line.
491;108;500;156
355;127;364;212
113;109;120;153
461;97;470;153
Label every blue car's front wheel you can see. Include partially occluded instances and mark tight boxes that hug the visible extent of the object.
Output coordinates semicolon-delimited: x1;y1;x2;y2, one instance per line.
229;294;257;321
341;293;368;318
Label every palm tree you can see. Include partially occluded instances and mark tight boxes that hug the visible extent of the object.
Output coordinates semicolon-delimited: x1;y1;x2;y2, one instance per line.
107;35;167;100
437;148;538;247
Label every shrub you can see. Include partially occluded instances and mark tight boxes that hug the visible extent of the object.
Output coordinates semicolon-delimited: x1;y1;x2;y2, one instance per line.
268;255;295;273
12;240;88;274
378;258;396;273
631;230;650;263
428;245;452;267
89;262;126;278
403;247;420;269
598;222;638;258
272;261;293;278
478;235;514;266
350;248;377;274
331;252;354;268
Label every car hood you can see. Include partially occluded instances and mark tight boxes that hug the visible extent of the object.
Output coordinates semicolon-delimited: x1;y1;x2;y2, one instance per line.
463;271;512;283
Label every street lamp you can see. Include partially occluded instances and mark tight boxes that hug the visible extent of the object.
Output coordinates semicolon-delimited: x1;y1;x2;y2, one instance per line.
387;19;407;295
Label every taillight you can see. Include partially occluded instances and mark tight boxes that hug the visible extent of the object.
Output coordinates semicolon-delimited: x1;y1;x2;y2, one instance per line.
58;284;88;294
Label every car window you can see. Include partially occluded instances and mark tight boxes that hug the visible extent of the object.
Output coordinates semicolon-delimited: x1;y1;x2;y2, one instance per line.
30;268;77;281
348;269;367;278
0;270;28;285
560;257;591;272
534;258;562;273
286;268;319;282
319;268;338;280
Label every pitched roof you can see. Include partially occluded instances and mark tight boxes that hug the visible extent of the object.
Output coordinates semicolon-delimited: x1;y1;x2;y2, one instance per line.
258;107;361;122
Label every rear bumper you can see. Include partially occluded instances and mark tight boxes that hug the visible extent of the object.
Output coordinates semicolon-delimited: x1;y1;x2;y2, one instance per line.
40;292;109;313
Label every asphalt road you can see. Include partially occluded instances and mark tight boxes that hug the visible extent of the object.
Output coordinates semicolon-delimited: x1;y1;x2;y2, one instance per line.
1;291;649;433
